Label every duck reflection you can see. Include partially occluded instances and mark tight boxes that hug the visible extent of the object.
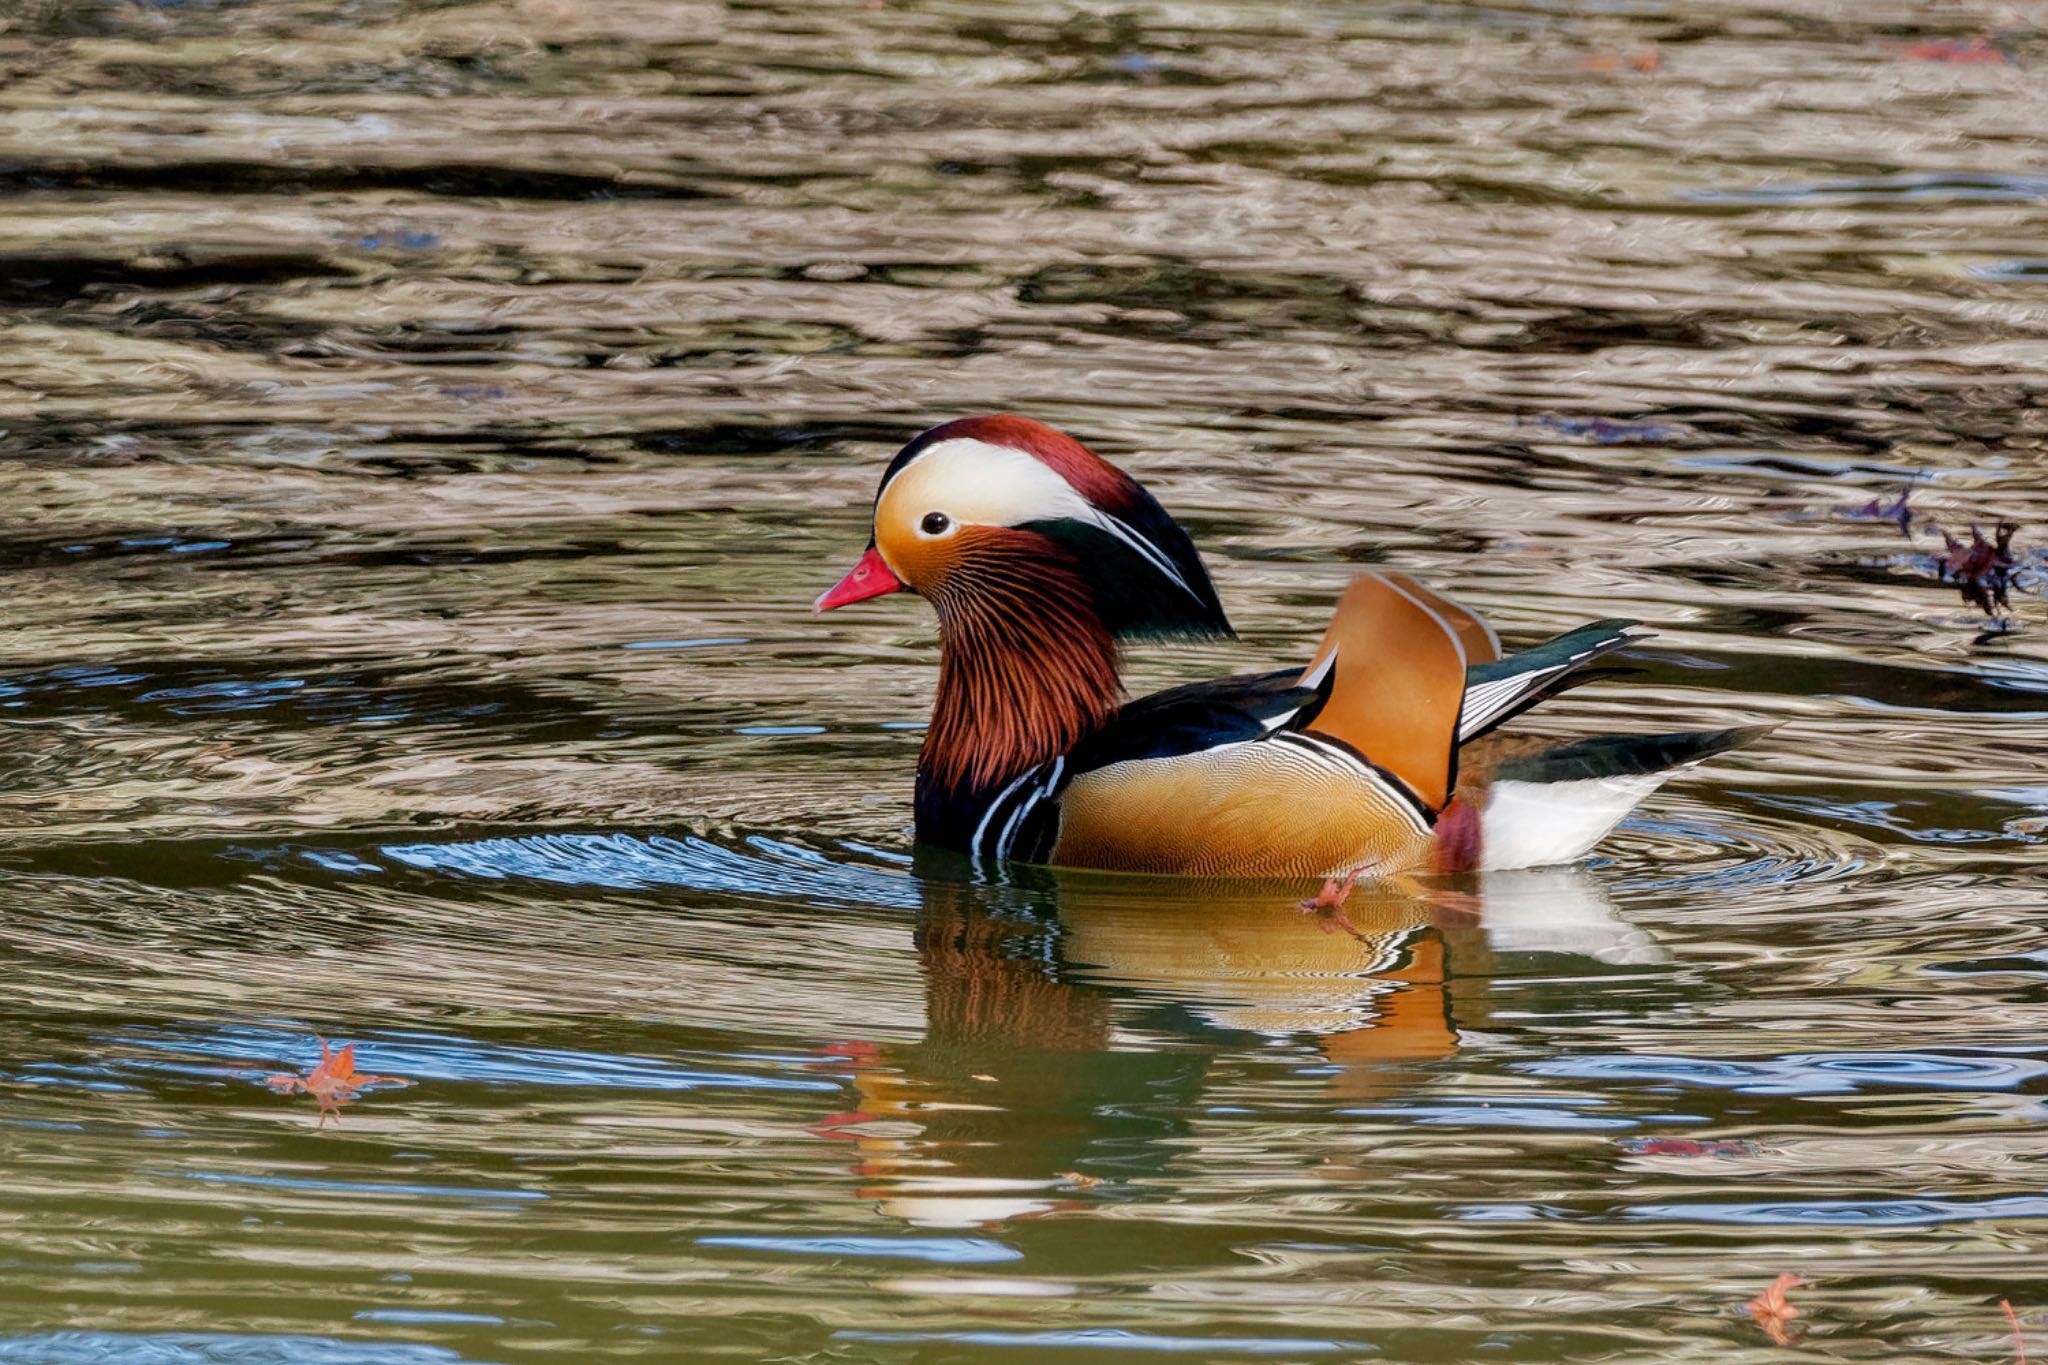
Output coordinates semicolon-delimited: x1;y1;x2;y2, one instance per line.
822;862;1661;1228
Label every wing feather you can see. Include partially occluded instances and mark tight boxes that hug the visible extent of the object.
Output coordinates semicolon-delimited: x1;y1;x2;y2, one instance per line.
1296;573;1468;811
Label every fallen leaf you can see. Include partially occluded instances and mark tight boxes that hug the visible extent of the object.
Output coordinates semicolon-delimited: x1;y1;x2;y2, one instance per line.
1939;522;2020;616
266;1037;407;1127
1900;38;2014;63
1533;414;1676;443
1846;483;1915;535
1618;1137;1758;1157
1747;1273;1804;1346
1057;1171;1105;1189
1577;46;1661;74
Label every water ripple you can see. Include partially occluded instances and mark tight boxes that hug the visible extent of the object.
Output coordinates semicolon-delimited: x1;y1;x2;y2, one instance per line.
698;1236;1021;1264
1606;806;1868;892
1627;1195;2048;1227
1522;1050;2048;1095
1685;171;2048;206
116;1025;843;1094
375;832;922;906
1338;1098;1636;1130
160;1171;546;1204
834;1328;1371;1354
0;1335;500;1364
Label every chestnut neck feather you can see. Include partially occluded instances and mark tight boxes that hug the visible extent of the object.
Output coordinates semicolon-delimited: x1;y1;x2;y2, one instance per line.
917;533;1120;845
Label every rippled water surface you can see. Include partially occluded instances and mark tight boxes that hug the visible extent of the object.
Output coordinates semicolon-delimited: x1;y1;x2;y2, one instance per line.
4;0;2048;1360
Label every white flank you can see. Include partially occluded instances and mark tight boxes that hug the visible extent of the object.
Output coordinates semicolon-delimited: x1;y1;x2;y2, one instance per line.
1478;772;1674;871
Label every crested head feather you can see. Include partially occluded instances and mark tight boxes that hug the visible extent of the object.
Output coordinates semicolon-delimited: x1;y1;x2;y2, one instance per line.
873;415;1233;643
878;414;1137;514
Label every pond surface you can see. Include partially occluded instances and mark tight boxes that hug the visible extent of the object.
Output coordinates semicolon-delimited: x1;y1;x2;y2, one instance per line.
3;0;2048;1360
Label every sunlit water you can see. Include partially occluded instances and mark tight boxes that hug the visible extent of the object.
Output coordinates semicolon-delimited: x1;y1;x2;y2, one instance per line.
3;0;2048;1360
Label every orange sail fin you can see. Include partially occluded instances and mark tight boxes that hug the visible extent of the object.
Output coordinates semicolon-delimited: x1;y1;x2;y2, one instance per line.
1380;572;1501;665
1298;573;1469;811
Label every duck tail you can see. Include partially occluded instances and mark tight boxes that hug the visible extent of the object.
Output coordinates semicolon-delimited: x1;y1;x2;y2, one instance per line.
1459;620;1647;743
1468;725;1770;870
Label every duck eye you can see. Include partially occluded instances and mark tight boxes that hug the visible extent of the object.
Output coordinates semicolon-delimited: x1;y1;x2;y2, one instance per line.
920;512;952;536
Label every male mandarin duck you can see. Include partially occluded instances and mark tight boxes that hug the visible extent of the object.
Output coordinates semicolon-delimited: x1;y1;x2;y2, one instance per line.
817;415;1760;880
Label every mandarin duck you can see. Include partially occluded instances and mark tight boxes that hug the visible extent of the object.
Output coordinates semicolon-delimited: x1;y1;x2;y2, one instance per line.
817;415;1760;879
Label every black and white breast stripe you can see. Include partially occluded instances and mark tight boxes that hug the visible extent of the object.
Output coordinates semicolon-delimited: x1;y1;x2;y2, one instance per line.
969;756;1066;861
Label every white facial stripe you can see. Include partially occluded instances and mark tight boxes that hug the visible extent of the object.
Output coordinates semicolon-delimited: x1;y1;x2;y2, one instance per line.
882;437;1204;604
885;437;1096;527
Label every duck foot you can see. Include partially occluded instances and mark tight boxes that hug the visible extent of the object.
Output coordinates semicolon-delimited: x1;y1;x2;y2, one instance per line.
1300;868;1362;913
1299;868;1368;937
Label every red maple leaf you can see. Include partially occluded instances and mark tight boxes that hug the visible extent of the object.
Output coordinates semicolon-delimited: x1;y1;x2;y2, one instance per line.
266;1037;406;1126
1900;39;2014;64
1746;1273;1804;1346
1620;1137;1757;1157
1939;522;2020;616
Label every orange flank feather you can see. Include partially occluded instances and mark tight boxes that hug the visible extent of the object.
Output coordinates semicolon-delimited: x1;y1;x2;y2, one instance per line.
1051;736;1431;877
1298;572;1470;811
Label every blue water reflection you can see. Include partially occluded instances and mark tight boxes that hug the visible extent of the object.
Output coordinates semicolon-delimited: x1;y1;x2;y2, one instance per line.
0;1336;501;1365
1522;1051;2048;1095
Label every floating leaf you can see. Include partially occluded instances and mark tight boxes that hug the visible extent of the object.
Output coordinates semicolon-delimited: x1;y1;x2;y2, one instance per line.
1617;1137;1757;1157
1845;483;1915;535
1746;1273;1804;1346
1577;46;1662;75
1900;39;2014;64
1939;522;2020;617
265;1036;407;1127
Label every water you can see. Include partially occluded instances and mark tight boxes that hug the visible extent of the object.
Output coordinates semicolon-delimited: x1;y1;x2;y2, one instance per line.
3;0;2047;1359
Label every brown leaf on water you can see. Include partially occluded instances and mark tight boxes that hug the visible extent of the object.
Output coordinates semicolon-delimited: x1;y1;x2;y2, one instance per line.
1899;38;2015;64
1616;1136;1758;1157
1576;46;1662;75
1839;484;2031;621
1746;1273;1804;1346
1846;483;1915;535
265;1036;408;1127
1939;521;2020;616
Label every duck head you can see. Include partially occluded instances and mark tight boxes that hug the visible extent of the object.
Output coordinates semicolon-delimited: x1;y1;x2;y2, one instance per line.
818;415;1232;841
816;414;1231;639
